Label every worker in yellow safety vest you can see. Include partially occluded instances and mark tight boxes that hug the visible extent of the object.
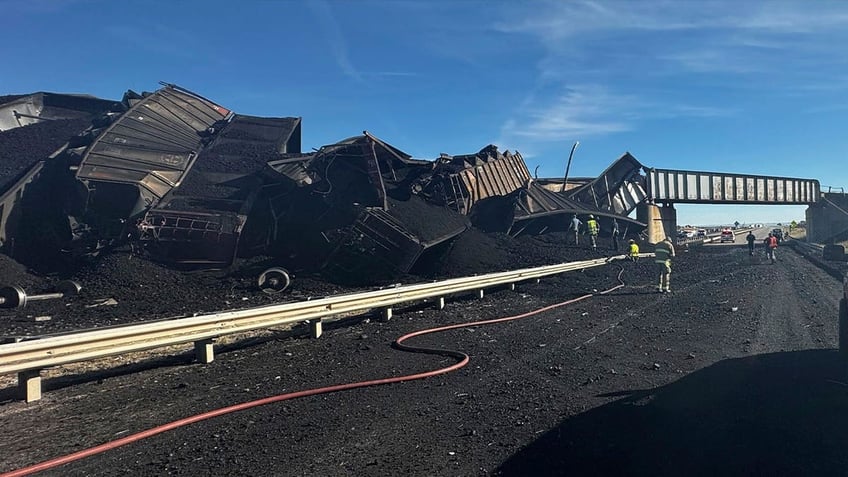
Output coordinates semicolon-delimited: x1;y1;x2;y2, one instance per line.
586;214;599;250
628;239;640;262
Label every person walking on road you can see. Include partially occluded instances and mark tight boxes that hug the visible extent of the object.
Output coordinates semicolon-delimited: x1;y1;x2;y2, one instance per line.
766;233;778;263
586;215;599;250
746;231;756;256
654;236;676;293
611;219;620;251
569;214;582;245
628;239;640;262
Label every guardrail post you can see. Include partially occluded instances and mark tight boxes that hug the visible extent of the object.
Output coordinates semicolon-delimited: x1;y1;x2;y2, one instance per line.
18;369;41;402
509;283;515;291
310;319;323;339
0;255;625;392
194;339;215;364
436;297;445;310
381;307;393;321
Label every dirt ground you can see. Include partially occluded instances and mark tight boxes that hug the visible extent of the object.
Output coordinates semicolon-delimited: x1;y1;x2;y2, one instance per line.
0;239;845;477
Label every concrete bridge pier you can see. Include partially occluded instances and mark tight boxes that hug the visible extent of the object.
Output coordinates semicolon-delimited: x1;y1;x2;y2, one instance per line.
807;193;848;243
637;203;677;245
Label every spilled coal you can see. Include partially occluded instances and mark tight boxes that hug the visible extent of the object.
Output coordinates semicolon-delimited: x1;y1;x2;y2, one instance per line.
0;229;620;337
0;117;92;192
0;118;620;337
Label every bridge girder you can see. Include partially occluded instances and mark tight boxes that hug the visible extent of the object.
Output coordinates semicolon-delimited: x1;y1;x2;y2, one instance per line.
647;168;819;205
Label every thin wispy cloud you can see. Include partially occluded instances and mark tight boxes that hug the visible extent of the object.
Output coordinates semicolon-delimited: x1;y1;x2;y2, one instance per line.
306;0;417;82
497;1;848;78
306;0;362;82
508;86;634;140
501;84;735;144
492;1;848;148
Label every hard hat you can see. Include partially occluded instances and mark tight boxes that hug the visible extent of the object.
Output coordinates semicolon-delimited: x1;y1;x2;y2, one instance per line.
629;239;635;243
588;214;594;218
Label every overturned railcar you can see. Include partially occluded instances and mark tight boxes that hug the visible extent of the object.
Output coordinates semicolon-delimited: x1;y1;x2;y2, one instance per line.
10;84;282;270
4;85;471;281
2;83;647;284
136;114;302;267
410;145;646;237
262;133;470;281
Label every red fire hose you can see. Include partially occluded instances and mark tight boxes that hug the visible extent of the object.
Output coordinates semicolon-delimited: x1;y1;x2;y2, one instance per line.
2;276;624;477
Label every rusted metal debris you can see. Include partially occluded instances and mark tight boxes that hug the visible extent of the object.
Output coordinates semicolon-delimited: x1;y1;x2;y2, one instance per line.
0;83;647;281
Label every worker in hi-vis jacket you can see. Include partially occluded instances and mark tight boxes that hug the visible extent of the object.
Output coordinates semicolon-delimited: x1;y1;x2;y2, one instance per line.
586;215;599;250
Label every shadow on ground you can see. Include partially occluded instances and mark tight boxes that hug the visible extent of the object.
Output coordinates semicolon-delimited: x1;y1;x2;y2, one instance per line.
496;349;848;477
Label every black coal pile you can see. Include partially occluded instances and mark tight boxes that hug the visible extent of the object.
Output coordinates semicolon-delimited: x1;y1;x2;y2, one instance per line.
418;229;611;278
0;86;636;338
0;254;47;291
385;195;469;244
0;118;92;193
0;248;372;337
179;115;299;191
0;225;623;337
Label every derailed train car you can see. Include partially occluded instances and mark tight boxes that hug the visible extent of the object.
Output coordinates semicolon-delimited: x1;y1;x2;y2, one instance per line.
5;85;472;282
1;83;647;285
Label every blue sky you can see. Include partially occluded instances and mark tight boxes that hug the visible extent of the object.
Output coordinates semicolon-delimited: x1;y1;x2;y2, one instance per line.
3;0;845;226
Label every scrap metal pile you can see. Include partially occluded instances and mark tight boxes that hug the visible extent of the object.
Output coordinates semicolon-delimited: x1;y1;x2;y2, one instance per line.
0;84;648;285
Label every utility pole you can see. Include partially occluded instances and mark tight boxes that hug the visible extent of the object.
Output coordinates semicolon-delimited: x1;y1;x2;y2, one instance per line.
561;141;579;193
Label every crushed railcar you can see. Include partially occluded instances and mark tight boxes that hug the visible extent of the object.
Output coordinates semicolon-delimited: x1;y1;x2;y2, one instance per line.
409;144;645;237
261;133;470;281
0;83;647;285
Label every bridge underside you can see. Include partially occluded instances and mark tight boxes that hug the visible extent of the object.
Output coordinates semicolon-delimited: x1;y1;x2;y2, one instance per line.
648;168;819;205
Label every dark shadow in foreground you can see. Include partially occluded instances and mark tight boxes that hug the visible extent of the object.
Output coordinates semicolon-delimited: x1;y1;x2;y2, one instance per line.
496;349;848;477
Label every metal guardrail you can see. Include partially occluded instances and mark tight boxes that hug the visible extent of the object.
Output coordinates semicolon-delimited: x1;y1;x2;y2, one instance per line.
1;254;647;401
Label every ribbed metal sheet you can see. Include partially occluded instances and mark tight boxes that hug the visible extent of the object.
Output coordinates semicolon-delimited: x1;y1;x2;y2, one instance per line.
451;150;531;214
76;85;230;201
647;168;820;204
567;152;647;216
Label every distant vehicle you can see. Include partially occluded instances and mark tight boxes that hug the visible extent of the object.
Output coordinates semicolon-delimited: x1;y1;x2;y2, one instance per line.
697;229;707;237
720;230;735;243
772;228;784;243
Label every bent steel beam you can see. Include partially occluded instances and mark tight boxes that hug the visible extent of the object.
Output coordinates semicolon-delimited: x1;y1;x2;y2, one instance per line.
567;152;647;216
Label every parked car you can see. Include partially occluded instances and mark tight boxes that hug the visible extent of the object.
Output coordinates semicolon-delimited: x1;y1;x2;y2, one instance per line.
720;230;735;243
